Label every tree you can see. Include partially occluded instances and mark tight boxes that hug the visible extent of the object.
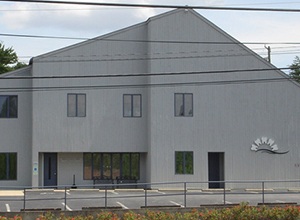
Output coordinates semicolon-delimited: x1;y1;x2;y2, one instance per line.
289;56;300;83
0;42;27;74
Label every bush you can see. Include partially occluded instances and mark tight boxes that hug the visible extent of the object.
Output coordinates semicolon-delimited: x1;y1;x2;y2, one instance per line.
4;204;300;220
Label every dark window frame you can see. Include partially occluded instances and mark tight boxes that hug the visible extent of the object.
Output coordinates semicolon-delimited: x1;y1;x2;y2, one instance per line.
0;153;17;180
123;94;142;118
0;95;18;118
175;151;194;175
67;93;86;117
174;93;193;117
83;153;140;180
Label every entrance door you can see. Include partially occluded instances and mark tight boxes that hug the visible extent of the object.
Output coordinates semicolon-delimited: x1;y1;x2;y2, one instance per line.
44;153;57;187
208;152;224;188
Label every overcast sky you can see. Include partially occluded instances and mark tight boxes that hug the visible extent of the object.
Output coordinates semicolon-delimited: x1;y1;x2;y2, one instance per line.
0;0;300;71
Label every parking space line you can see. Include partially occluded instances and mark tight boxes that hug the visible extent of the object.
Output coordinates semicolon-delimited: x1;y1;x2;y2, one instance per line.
40;192;54;195
225;201;233;204
170;201;184;207
5;204;10;212
116;202;128;209
276;200;286;203
157;191;166;194
62;202;72;211
111;191;119;195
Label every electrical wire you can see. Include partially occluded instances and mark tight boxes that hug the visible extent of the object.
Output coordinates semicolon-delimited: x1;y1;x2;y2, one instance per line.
0;76;296;93
1;0;300;12
1;1;300;12
218;1;300;7
0;67;293;80
1;33;300;45
0;33;87;40
29;53;293;63
12;46;300;60
2;33;299;64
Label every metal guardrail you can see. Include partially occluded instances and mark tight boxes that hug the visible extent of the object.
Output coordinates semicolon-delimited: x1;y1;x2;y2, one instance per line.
1;179;300;211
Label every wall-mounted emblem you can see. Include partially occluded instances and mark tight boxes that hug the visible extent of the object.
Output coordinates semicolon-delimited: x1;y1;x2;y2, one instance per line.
251;137;289;154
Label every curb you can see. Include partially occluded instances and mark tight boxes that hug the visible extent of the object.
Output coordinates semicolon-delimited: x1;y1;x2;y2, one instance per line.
0;190;24;196
245;188;274;192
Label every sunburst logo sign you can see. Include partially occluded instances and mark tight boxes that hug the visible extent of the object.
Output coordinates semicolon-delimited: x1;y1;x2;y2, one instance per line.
250;137;289;154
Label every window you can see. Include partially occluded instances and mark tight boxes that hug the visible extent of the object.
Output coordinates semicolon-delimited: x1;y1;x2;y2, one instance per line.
0;153;17;180
175;93;193;117
175;151;193;174
123;94;141;117
67;94;86;117
0;96;18;118
83;153;140;180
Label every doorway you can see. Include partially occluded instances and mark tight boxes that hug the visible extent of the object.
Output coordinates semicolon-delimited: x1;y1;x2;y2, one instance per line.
208;152;224;188
44;153;57;187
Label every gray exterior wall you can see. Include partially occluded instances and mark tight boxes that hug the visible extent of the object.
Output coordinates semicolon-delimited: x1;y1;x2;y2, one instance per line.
148;82;300;187
0;9;299;188
145;9;300;187
0;67;32;187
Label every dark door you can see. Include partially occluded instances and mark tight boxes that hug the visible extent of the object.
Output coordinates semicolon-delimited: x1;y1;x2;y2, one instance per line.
208;152;224;188
44;153;57;187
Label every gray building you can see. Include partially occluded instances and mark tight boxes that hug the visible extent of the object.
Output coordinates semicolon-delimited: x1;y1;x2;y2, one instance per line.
0;9;299;189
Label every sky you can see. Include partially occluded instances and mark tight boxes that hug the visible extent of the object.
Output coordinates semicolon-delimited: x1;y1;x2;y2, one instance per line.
0;0;300;72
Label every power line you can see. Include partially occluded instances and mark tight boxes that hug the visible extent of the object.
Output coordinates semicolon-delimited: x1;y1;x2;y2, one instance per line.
0;33;87;40
30;53;295;63
1;0;300;12
10;52;300;64
1;33;300;45
1;2;300;11
6;46;299;63
0;7;124;11
11;51;300;64
13;46;300;59
221;1;300;7
0;67;293;80
0;77;296;93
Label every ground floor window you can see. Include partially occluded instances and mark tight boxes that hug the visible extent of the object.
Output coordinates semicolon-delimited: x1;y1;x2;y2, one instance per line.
0;153;17;180
175;151;193;174
83;153;140;180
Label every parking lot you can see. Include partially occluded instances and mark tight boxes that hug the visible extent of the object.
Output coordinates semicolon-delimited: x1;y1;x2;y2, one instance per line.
0;188;299;212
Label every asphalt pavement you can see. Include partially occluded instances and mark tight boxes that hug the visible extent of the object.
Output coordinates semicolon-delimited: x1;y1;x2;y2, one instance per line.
0;188;299;212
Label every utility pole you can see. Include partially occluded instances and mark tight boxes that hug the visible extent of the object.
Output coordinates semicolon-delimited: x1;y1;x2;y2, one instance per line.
264;45;271;63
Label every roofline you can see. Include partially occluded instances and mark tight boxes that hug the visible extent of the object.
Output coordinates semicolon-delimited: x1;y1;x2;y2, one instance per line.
0;65;32;77
31;8;193;62
32;10;172;62
30;8;298;88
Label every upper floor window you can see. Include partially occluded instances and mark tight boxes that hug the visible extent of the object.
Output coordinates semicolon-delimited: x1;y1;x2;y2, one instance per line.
123;94;141;117
175;93;193;117
67;94;86;117
175;151;193;175
0;95;18;118
0;153;17;180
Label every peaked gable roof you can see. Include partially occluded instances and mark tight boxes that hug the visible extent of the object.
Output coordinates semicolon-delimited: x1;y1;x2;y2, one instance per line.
30;8;295;85
32;8;250;62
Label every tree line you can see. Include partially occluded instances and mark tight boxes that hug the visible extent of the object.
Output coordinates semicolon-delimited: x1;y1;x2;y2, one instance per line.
0;42;27;74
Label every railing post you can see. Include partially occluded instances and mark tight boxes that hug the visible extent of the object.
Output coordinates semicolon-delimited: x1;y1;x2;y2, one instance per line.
64;187;67;211
184;182;187;208
105;186;108;208
23;188;26;211
223;182;226;205
144;184;147;208
262;181;265;204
